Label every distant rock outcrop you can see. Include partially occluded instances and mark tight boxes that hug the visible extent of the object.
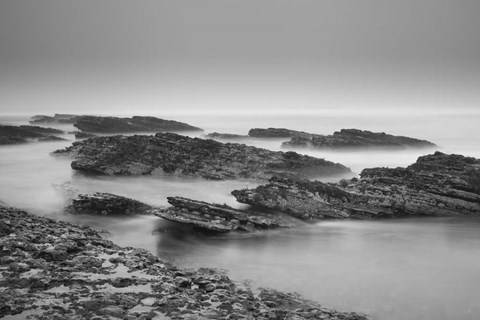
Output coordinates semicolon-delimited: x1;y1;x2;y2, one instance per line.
282;128;436;149
67;192;153;216
73;115;202;133
154;196;295;232
30;113;79;124
0;125;66;144
248;128;313;139
54;132;350;180
232;152;480;220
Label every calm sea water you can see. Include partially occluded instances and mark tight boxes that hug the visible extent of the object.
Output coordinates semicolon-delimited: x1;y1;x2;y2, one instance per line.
1;111;480;320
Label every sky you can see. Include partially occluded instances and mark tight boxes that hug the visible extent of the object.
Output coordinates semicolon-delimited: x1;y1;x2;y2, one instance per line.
0;0;479;115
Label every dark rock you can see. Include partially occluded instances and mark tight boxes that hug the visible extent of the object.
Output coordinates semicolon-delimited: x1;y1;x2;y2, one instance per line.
67;192;153;216
153;196;295;232
53;132;350;180
232;152;480;219
283;128;437;149
248;128;313;139
204;132;248;139
0;125;66;144
73;115;202;133
0;203;369;320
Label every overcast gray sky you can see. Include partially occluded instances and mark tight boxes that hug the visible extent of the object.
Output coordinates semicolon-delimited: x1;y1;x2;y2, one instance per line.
1;0;479;114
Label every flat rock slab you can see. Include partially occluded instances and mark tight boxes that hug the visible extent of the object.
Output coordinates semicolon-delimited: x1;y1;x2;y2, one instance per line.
53;132;350;180
0;204;369;320
154;196;296;232
232;152;480;220
67;192;153;216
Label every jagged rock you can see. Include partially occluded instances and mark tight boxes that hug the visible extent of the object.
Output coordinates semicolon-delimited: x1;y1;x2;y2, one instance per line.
0;125;66;144
153;196;295;232
74;131;97;139
67;192;153;215
53;132;350;180
204;132;248;139
73;115;202;133
282;128;436;149
248;128;313;139
0;203;369;320
29;113;79;124
232;152;480;220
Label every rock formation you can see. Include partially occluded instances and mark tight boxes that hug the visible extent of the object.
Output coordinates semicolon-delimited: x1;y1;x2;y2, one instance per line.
154;196;296;232
0;125;66;144
67;192;153;216
232;152;480;220
53;132;350;180
73;115;202;133
0;204;368;319
282;128;436;149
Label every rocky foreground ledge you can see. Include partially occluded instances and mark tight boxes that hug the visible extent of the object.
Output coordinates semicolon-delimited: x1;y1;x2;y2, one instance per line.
53;133;350;180
0;205;368;320
232;152;480;220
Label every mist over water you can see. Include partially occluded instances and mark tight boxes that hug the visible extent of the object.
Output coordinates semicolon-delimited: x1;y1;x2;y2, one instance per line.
1;110;480;320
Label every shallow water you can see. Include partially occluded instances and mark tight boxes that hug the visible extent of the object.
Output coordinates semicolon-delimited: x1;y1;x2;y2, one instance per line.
1;111;480;320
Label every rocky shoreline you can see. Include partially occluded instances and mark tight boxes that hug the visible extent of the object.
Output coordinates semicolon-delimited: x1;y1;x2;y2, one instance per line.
0;204;368;320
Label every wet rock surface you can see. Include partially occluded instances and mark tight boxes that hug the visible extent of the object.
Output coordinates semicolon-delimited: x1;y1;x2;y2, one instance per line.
232;152;480;220
73;115;202;133
0;204;369;320
154;197;296;232
67;193;154;216
282;128;436;149
0;125;66;145
74;131;98;139
54;132;350;180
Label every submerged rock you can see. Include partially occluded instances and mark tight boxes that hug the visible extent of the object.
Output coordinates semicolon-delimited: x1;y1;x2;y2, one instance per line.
67;192;153;215
0;203;369;320
54;132;350;180
232;152;480;219
283;128;436;149
0;125;66;144
73;115;202;133
248;127;313;139
154;196;295;232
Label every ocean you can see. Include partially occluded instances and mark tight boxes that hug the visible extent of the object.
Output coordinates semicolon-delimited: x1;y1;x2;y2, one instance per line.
1;110;480;320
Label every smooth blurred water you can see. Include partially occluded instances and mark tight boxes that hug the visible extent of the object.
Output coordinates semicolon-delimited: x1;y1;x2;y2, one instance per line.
1;111;480;320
